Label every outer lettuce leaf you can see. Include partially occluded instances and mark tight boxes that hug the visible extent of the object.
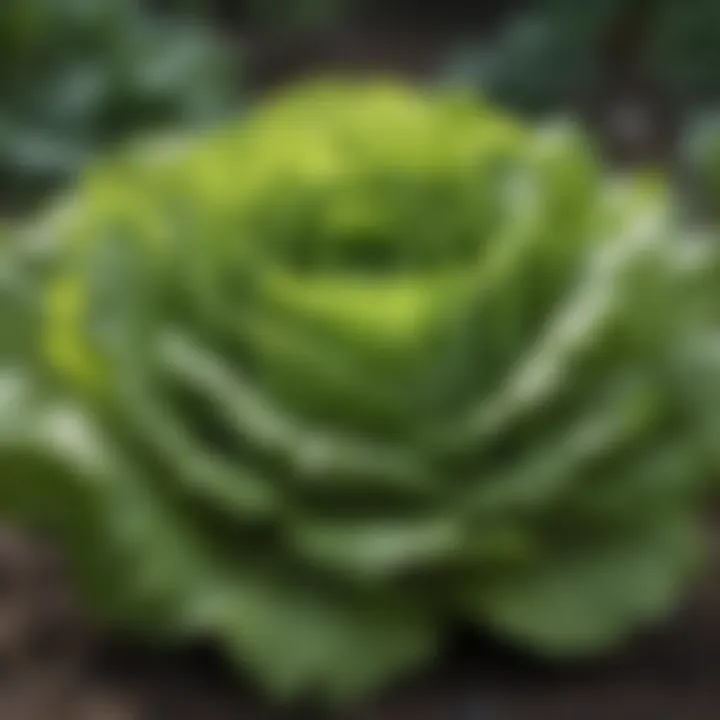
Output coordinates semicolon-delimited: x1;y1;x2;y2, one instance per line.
468;517;702;656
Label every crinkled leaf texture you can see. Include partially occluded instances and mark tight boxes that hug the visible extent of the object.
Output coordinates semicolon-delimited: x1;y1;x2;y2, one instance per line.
1;81;720;706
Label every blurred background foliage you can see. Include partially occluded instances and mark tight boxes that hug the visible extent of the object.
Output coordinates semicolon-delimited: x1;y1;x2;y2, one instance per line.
443;0;624;115
443;0;720;117
681;114;720;223
0;0;239;212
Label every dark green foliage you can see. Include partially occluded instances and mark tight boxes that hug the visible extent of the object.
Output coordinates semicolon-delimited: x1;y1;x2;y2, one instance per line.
0;0;239;209
443;0;720;116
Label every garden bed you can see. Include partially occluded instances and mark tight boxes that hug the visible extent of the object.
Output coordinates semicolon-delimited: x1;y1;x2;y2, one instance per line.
1;4;716;719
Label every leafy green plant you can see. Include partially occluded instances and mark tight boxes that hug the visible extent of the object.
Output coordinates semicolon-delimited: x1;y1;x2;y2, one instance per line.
649;0;720;108
1;81;719;705
0;0;239;209
443;0;720;116
443;0;623;115
681;113;720;220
